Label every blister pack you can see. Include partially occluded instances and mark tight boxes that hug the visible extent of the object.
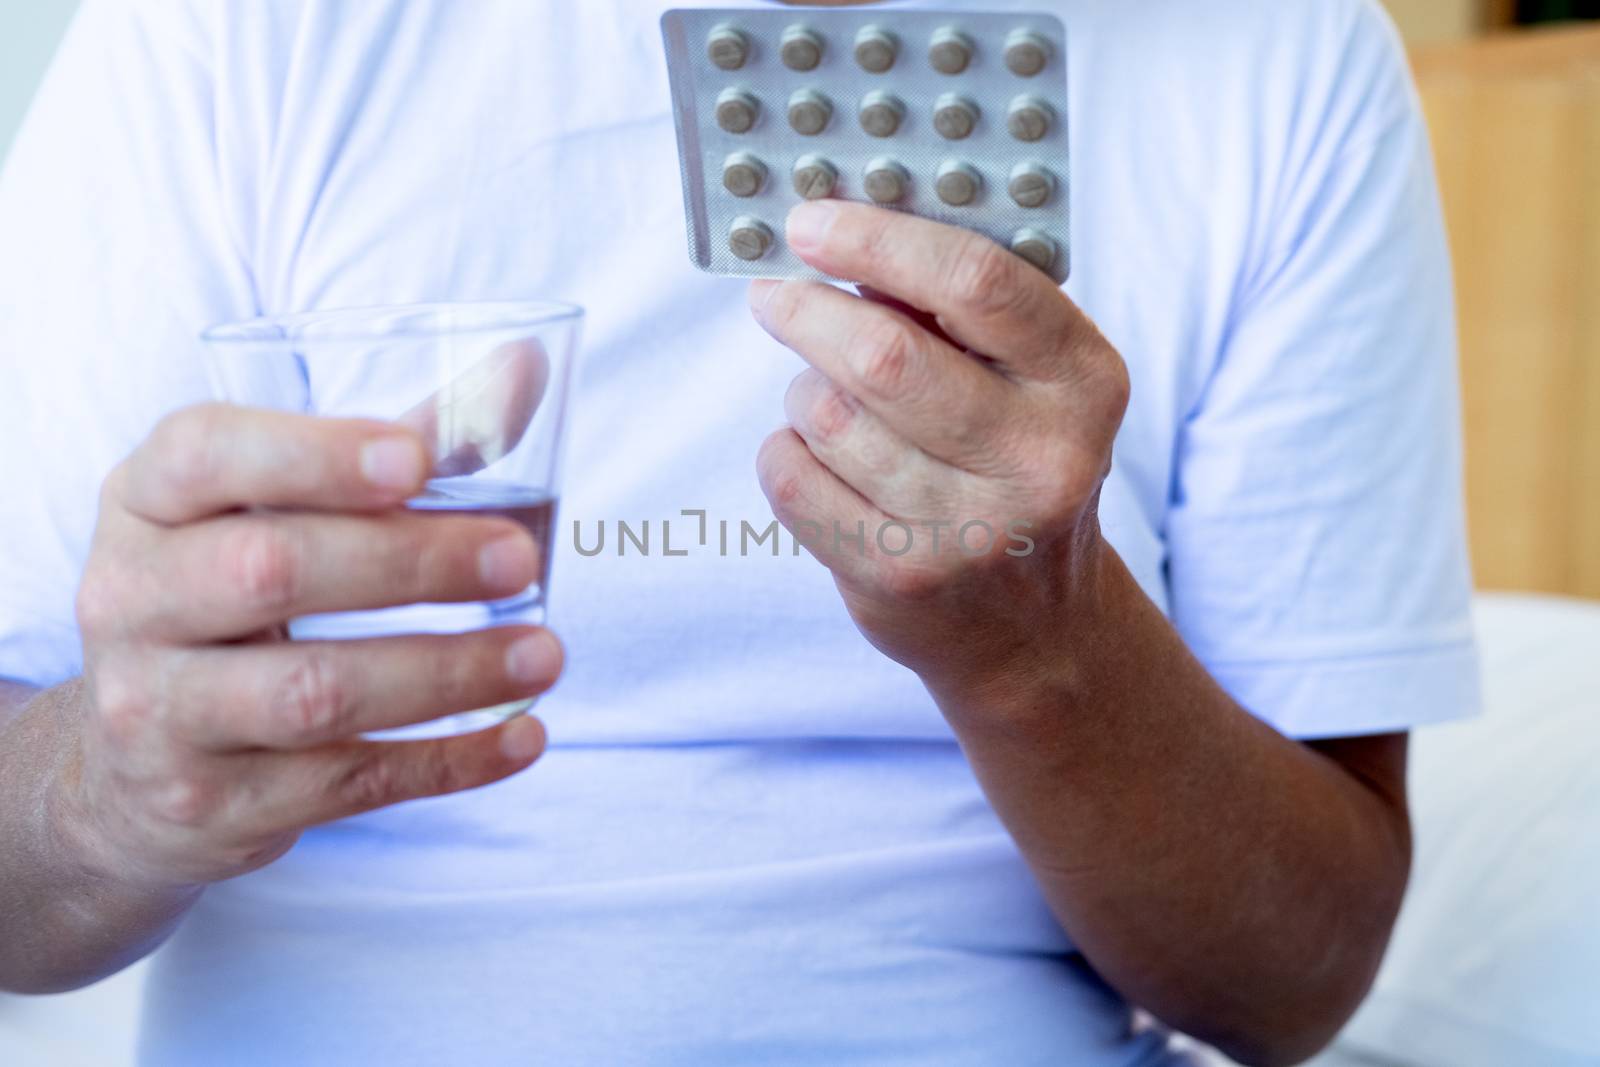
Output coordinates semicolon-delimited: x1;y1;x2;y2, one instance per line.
660;7;1071;285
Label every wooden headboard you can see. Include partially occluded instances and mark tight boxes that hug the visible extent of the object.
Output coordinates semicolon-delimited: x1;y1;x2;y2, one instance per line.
1411;26;1600;599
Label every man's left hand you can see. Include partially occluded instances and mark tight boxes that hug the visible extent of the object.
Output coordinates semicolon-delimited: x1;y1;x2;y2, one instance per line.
751;200;1131;694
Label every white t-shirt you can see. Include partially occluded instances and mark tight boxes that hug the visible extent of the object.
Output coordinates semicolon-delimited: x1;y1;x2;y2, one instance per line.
0;0;1480;1063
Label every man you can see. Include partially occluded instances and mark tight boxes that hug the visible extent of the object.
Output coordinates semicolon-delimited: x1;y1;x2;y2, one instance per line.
0;0;1479;1063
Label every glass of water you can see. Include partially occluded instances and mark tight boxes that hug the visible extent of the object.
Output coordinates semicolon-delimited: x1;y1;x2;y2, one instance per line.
202;301;583;738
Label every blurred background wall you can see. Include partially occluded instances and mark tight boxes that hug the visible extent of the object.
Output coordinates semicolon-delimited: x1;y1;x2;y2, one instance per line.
0;0;78;158
1386;0;1493;43
1413;24;1600;600
1389;0;1600;43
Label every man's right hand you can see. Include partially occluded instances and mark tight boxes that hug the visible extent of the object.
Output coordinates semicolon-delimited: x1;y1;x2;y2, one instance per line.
60;403;560;892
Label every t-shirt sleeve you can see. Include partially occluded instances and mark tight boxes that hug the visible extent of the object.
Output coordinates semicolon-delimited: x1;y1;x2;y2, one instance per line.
1165;3;1481;739
0;0;257;687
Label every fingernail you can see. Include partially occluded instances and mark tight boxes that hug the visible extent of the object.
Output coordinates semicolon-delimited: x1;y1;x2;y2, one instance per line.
478;534;536;592
360;437;424;491
505;631;561;686
500;714;546;764
787;199;839;253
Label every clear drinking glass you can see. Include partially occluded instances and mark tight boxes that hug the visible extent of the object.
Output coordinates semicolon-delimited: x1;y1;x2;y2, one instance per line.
202;301;584;738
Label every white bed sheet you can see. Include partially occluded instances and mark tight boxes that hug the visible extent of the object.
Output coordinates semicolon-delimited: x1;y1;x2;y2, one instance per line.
1333;592;1600;1067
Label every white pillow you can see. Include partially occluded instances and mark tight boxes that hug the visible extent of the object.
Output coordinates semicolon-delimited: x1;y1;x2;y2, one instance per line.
1335;593;1600;1067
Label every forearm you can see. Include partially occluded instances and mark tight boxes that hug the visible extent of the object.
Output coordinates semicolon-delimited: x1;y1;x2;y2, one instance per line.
0;679;200;994
927;538;1411;1066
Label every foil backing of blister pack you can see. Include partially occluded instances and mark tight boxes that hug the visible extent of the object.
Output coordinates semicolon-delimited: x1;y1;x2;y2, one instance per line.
661;7;1071;285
